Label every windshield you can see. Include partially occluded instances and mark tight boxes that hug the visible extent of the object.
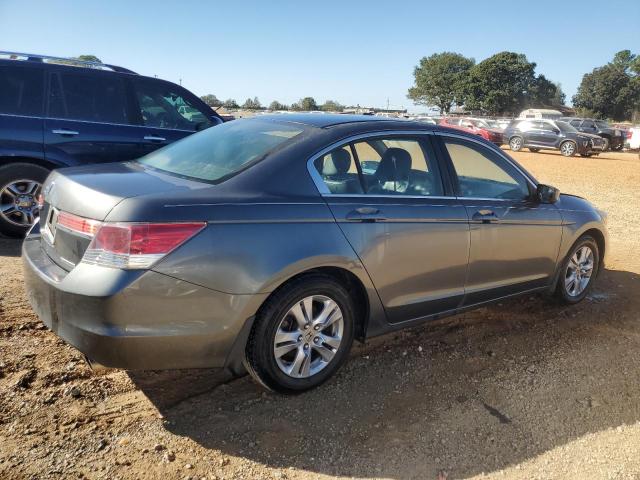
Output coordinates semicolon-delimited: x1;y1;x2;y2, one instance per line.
555;121;578;133
138;119;304;183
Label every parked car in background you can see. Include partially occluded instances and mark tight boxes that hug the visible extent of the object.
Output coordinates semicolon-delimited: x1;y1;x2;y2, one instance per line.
439;117;503;145
504;119;606;157
518;109;563;120
23;114;607;393
627;127;640;150
0;51;223;236
559;117;625;151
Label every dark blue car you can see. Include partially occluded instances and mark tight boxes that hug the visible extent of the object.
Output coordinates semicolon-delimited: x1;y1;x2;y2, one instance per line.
0;51;223;236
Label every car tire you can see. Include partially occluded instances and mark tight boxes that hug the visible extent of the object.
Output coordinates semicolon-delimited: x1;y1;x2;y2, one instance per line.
559;141;577;157
244;273;355;394
601;137;610;151
0;163;50;238
509;136;523;152
555;235;600;305
580;153;593;157
529;148;540;153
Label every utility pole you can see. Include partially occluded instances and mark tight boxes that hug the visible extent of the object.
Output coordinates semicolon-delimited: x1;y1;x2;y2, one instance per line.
387;98;389;111
179;78;182;86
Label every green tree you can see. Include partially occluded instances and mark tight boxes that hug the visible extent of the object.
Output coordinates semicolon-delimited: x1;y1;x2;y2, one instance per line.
269;100;288;110
529;74;564;107
573;50;640;120
74;54;102;63
297;97;318;111
242;97;262;110
407;52;474;114
320;100;344;112
222;98;239;109
200;94;222;107
464;52;542;115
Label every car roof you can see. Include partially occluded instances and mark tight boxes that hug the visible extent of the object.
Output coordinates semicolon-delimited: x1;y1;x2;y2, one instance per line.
255;113;418;129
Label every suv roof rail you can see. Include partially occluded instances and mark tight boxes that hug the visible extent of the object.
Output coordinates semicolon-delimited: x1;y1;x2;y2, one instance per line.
0;51;137;74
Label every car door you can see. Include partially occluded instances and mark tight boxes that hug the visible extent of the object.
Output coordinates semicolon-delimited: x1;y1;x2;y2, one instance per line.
536;120;561;147
44;70;143;166
436;134;562;305
310;133;470;324
130;78;221;156
0;63;45;163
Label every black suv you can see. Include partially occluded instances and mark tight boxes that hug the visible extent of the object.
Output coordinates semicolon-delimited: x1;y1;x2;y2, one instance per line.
504;119;606;157
559;117;625;151
0;52;223;236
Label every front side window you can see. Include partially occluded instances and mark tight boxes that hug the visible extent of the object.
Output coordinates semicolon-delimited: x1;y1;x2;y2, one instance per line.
444;138;530;200
0;66;44;116
134;80;211;131
49;72;129;124
139;119;303;183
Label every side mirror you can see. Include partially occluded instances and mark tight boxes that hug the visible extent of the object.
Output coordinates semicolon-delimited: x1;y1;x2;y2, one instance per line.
536;184;560;204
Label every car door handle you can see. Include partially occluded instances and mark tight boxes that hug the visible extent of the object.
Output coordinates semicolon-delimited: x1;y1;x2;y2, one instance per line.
51;129;79;136
472;210;499;223
143;135;167;142
346;207;386;222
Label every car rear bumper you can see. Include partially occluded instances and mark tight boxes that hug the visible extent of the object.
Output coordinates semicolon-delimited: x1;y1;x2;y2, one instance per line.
22;231;267;370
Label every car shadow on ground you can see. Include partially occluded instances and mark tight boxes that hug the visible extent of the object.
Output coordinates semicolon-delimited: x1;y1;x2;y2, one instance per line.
129;268;640;479
0;236;22;257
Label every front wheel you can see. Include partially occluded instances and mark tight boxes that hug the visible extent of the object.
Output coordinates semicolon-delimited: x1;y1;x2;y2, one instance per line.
559;141;577;157
245;274;355;393
509;136;523;152
555;236;600;304
0;163;50;237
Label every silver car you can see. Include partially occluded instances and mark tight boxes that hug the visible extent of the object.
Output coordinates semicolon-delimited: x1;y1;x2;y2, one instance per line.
23;115;608;393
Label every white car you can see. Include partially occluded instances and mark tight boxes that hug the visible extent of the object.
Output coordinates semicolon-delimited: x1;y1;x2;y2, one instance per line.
627;127;640;150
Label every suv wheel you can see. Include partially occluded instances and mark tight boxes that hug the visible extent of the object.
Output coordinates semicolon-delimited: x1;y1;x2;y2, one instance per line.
509;136;523;152
555;235;599;304
245;274;355;393
601;137;610;151
0;163;50;237
559;141;577;157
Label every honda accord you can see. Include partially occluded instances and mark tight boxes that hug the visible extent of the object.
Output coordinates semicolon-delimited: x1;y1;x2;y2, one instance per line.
23;115;608;393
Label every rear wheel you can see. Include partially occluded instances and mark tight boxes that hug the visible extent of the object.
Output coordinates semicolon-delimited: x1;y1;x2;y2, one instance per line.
0;163;50;237
601;137;610;151
245;274;355;393
555;236;599;304
509;136;523;152
559;141;577;157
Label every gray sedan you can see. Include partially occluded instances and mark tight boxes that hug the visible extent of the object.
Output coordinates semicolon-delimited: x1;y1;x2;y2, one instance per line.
23;115;608;393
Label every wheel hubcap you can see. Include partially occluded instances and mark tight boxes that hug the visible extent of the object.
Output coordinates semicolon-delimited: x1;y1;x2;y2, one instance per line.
511;138;521;149
561;143;575;155
564;246;594;297
0;179;42;226
273;295;344;378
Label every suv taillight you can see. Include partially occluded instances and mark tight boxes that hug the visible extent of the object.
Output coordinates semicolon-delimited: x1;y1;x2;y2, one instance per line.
82;222;206;269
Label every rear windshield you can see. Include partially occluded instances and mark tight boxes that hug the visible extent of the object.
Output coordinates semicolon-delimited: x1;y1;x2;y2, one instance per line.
555;121;577;133
138;119;304;182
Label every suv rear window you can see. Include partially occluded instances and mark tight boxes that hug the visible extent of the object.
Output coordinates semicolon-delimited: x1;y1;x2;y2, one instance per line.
138;119;304;183
0;66;44;116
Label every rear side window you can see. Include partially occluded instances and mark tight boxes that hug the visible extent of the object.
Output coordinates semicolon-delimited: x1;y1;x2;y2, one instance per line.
139;119;304;183
49;72;129;124
133;80;212;131
313;147;363;194
312;137;444;197
0;66;44;116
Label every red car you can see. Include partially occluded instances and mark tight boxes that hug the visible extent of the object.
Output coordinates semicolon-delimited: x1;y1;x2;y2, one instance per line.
439;117;504;146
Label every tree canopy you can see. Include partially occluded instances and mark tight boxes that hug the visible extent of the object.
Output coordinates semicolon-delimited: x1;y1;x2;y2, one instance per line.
573;50;640;120
222;98;239;109
320;100;344;112
463;52;562;115
242;97;262;110
407;52;474;114
292;97;318;111
74;54;102;63
200;94;222;108
269;100;288;111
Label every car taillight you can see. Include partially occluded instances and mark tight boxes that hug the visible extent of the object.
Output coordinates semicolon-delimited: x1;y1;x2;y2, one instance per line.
82;222;206;269
57;211;102;236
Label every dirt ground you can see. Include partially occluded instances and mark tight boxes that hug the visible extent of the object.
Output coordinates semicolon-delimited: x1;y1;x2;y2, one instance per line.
1;149;639;480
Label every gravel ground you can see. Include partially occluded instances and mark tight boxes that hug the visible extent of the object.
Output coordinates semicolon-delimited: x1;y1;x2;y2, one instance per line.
1;149;639;480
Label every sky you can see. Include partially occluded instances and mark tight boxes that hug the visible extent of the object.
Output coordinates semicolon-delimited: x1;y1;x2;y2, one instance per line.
1;0;638;112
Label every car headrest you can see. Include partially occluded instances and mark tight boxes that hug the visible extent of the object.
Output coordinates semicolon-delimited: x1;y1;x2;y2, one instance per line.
323;149;351;176
375;148;411;182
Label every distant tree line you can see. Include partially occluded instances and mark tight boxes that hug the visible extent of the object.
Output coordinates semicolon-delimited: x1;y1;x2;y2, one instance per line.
200;94;345;112
408;49;640;121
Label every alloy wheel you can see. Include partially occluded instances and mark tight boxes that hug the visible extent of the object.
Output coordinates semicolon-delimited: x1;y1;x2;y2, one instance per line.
0;179;41;227
560;142;576;156
273;295;344;378
564;246;594;297
509;137;522;151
